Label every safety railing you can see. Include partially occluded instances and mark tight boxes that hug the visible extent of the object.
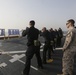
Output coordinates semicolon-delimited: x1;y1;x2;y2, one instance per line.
0;29;20;40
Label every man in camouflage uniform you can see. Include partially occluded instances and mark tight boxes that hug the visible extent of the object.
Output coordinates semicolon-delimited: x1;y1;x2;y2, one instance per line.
58;19;76;75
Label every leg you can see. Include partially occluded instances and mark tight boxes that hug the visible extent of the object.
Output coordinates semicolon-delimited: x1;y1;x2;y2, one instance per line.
47;45;53;63
43;45;47;63
35;47;43;68
62;50;75;75
51;45;54;53
48;45;54;59
48;47;51;59
23;46;34;75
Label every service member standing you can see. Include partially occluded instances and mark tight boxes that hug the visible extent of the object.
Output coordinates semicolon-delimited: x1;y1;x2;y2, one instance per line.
54;29;59;48
40;27;53;64
58;28;63;47
22;20;43;75
49;28;55;53
58;19;76;75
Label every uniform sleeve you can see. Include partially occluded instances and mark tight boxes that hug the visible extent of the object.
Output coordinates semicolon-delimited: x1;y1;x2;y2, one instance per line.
22;28;29;37
63;31;73;50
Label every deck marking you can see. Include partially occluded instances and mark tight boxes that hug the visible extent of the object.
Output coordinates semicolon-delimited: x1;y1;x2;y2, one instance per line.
0;50;26;54
0;47;63;55
18;59;38;70
9;54;38;70
9;54;25;63
0;63;7;68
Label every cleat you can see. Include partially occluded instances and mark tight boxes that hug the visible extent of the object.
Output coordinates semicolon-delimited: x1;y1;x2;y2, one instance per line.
47;59;53;63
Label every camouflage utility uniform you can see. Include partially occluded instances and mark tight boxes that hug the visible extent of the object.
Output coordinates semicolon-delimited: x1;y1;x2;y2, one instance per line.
62;27;76;75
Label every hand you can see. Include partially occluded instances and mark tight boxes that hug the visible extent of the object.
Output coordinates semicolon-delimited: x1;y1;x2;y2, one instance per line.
63;48;66;51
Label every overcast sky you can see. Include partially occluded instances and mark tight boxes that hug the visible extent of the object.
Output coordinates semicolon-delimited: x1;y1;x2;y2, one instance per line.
0;0;76;31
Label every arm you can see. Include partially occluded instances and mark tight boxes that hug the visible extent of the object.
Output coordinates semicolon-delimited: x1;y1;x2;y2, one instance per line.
63;31;73;51
22;28;29;37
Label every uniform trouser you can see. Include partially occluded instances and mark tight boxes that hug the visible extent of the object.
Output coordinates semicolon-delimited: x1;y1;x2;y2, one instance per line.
62;48;76;75
54;39;57;48
48;45;54;58
57;37;62;47
23;46;42;75
43;44;53;62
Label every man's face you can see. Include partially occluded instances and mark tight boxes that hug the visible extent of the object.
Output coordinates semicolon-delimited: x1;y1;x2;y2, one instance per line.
29;23;31;27
66;21;71;28
42;27;46;32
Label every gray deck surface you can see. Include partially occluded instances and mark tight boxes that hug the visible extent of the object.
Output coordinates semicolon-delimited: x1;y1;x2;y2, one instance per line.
0;37;76;75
